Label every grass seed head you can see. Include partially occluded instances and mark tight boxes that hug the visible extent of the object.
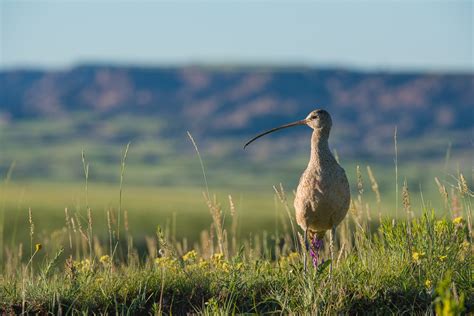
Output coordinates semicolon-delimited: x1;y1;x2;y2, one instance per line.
458;174;468;196
356;165;364;195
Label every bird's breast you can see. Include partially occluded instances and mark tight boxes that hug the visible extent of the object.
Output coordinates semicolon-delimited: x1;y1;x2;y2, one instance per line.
294;164;350;231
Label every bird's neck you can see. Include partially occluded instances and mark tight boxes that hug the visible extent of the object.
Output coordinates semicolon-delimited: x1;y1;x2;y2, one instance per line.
309;130;332;166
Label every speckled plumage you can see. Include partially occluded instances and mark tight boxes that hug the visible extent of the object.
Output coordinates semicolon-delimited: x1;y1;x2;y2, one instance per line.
244;109;350;270
294;112;350;241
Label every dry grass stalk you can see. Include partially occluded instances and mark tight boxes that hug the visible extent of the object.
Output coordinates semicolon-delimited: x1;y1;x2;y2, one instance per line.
118;142;131;241
402;179;412;219
458;173;470;197
124;209;129;233
187;131;209;197
209;223;215;255
200;230;211;258
64;208;73;250
223;229;229;258
87;208;93;259
64;255;77;281
349;200;365;235
229;195;238;255
353;166;365;223
451;188;461;218
204;193;225;257
435;177;449;210
124;209;132;261
356;165;364;196
367;166;382;224
402;179;413;252
273;184;298;251
28;208;34;258
74;213;89;243
107;209;113;256
81;150;89;209
394;127;399;220
336;242;345;267
365;203;372;223
70;216;82;259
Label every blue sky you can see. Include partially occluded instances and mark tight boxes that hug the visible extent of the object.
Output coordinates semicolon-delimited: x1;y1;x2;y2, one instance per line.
1;1;472;71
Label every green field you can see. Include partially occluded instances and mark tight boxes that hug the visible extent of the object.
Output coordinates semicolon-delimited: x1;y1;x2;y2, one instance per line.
0;116;472;313
0;173;472;314
1;159;468;253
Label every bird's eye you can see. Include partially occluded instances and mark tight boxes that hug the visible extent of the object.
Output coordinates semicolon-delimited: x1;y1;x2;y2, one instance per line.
310;115;318;119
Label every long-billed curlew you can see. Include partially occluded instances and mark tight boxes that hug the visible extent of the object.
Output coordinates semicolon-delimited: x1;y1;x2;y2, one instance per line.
244;109;350;272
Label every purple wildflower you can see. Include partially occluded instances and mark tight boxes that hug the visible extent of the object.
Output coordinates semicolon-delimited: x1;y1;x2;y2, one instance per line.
309;235;324;268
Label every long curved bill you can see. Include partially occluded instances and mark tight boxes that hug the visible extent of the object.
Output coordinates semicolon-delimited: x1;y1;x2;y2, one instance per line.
244;119;307;149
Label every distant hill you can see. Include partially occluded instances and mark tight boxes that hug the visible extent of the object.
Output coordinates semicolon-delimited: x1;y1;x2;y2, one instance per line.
1;65;473;161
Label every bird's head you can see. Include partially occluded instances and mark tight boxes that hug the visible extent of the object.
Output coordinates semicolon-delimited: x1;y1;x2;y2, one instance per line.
244;109;332;148
305;109;332;132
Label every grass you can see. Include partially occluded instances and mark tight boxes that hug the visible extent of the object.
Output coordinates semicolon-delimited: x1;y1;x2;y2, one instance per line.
0;120;472;314
0;160;472;314
0;190;471;314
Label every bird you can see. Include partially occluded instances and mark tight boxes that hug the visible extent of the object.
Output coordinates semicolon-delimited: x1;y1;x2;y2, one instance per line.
244;109;350;273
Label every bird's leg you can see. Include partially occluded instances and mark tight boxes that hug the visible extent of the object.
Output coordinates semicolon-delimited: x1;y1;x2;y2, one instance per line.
303;228;308;274
330;225;336;279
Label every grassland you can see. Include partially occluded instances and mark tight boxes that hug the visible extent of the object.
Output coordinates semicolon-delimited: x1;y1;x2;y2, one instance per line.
0;116;472;314
0;175;472;314
0;150;473;314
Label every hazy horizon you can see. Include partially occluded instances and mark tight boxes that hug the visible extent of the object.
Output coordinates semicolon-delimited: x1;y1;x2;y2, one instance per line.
2;61;474;75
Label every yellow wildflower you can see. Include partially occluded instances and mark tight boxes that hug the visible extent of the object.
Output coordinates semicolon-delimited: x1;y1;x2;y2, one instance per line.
35;243;42;252
154;256;177;269
438;255;447;262
412;251;425;263
182;250;198;263
211;253;224;263
219;261;230;272
100;255;111;265
461;240;470;251
75;259;92;273
425;279;432;288
198;258;209;269
453;217;463;225
82;259;92;271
